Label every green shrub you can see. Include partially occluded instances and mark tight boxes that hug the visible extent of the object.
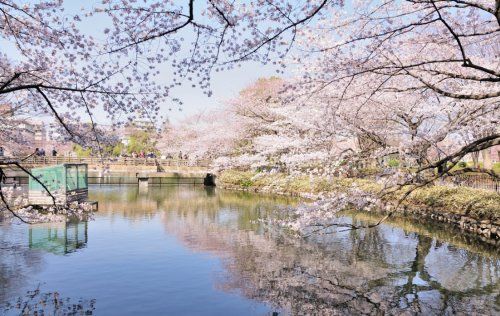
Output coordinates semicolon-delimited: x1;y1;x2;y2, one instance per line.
218;170;255;186
357;167;381;177
240;179;254;187
493;162;500;175
73;144;92;158
387;158;400;168
406;186;500;220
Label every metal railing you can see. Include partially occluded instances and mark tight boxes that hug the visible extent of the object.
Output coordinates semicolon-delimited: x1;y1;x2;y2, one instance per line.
0;156;211;168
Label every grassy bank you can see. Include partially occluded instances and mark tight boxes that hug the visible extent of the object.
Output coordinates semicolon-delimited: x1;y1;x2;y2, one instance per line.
217;170;500;222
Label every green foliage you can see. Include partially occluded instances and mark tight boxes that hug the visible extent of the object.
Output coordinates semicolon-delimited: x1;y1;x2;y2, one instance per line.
357;167;380;177
493;162;500;175
73;145;92;158
240;179;254;187
110;143;124;156
218;170;255;187
387;158;400;168
447;160;499;176
126;131;158;154
467;161;484;168
219;170;383;196
448;161;464;173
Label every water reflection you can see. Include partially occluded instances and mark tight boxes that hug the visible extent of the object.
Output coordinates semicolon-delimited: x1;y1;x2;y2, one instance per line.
0;225;43;304
0;221;88;307
147;188;499;315
29;222;88;255
90;185;296;227
0;186;498;315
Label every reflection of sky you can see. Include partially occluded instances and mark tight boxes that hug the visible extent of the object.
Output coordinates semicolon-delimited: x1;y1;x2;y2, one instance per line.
375;227;420;267
313;219;420;267
425;243;499;291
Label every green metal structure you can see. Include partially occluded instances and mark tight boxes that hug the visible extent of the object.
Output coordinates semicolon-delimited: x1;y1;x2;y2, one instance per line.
28;163;88;205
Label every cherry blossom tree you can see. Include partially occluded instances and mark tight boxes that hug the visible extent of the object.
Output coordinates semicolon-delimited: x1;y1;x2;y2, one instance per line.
292;0;500;166
277;0;500;232
159;108;243;161
0;0;338;220
1;0;498;228
161;77;338;171
1;0;337;139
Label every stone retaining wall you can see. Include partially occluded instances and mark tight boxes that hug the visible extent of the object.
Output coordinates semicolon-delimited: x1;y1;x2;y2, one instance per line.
369;205;500;246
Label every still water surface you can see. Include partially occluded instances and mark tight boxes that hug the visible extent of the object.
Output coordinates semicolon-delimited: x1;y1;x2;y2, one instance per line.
0;186;498;315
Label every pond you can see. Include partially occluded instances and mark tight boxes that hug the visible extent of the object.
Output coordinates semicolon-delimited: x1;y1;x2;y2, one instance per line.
0;185;498;315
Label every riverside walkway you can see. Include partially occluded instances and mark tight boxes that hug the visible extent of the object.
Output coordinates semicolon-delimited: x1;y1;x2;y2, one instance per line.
1;156;210;168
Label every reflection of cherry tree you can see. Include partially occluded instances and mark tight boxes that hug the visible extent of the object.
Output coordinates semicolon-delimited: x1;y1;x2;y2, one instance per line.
160;202;500;314
90;186;294;226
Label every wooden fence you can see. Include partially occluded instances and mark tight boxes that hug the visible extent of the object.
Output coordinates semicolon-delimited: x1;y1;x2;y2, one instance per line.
442;174;499;193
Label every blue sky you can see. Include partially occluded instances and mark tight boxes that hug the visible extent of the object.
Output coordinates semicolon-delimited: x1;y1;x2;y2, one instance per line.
166;63;279;122
1;1;288;127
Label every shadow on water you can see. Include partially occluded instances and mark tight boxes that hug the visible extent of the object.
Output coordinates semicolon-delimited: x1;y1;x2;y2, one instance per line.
0;185;498;315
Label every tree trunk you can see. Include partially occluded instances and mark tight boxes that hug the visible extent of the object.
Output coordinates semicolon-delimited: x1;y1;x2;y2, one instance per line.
496;0;500;26
481;148;492;169
471;151;480;168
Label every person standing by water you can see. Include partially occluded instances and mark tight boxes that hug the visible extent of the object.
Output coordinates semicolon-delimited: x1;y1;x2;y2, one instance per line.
52;148;58;157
